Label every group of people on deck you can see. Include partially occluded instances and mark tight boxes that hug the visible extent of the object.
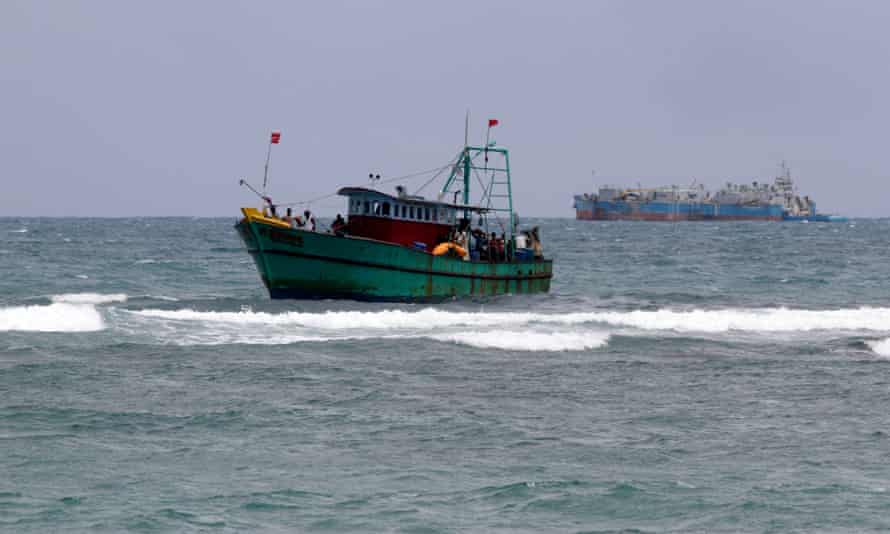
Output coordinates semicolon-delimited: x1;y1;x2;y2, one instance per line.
444;218;540;262
467;229;511;262
265;204;350;235
265;205;317;231
451;222;543;263
284;208;316;230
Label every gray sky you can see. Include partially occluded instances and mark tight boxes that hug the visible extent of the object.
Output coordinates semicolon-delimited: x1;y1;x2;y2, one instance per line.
3;0;889;217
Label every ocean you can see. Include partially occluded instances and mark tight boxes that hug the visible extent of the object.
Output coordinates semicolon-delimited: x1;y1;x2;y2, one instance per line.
2;216;889;533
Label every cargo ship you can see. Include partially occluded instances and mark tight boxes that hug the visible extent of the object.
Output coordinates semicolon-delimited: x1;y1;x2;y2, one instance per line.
236;126;552;301
573;163;846;222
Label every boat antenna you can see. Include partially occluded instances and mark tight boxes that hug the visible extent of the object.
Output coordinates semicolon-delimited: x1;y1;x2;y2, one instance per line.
464;109;469;148
262;130;281;197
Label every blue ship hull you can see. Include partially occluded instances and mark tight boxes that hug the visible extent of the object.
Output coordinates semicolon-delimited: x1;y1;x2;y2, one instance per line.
782;214;848;222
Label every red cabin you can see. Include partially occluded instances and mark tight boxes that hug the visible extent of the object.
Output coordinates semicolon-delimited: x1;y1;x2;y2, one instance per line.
338;187;460;249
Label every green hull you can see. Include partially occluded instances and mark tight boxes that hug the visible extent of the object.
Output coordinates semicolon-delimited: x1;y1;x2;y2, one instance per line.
235;219;552;301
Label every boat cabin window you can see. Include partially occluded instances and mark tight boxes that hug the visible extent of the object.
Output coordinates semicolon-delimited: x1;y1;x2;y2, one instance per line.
346;194;455;223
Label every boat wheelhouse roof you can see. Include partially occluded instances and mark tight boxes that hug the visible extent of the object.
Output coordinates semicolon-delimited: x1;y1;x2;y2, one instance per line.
337;187;489;213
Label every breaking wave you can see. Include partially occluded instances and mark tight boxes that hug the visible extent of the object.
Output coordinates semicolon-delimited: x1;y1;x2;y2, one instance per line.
430;331;610;352
130;307;542;329
576;307;890;333
0;293;125;332
129;306;890;333
0;303;105;332
123;308;613;351
116;305;890;352
867;338;890;357
121;328;608;352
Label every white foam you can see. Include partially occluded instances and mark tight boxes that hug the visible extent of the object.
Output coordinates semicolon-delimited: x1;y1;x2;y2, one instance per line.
0;303;105;332
125;326;607;351
130;307;541;330
51;293;128;305
430;331;609;352
867;338;890;357
125;307;612;351
129;306;890;333
573;307;890;333
9;228;28;233
117;306;890;351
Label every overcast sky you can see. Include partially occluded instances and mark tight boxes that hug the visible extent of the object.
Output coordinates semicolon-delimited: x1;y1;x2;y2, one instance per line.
3;1;889;217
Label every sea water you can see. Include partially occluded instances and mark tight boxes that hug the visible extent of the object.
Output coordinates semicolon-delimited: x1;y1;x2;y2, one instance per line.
2;217;889;532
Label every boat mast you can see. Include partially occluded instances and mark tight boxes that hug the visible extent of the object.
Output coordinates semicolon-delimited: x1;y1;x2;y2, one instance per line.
462;111;471;218
463;148;471;218
442;119;516;241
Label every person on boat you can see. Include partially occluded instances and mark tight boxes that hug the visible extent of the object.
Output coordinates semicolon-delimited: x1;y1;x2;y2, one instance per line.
500;232;510;261
473;229;487;261
331;214;347;235
304;210;316;231
530;226;543;258
467;230;477;261
461;232;470;260
469;229;482;261
283;208;295;225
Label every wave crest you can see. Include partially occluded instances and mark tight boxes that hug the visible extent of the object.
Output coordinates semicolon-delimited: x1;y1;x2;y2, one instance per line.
867;338;890;357
130;306;890;333
0;293;125;332
574;307;890;333
431;331;610;352
0;303;105;332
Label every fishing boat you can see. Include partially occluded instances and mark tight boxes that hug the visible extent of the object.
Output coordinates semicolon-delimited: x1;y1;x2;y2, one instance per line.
235;125;552;301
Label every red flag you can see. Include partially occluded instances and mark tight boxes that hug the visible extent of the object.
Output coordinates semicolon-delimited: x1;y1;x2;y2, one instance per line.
488;119;499;128
270;131;281;144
